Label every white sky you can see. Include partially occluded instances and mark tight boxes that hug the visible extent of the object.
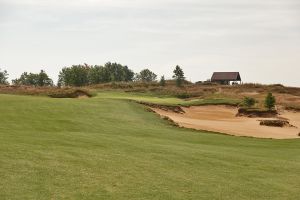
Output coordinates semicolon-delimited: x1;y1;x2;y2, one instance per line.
0;0;299;86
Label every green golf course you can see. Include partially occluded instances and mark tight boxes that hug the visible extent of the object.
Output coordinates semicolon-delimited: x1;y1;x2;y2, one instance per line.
0;93;300;199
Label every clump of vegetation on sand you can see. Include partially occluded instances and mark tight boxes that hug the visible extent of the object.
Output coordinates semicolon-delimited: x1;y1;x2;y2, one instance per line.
237;93;278;117
242;97;256;108
259;120;291;127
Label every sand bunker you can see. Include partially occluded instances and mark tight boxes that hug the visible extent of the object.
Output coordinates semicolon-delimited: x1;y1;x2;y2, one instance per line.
153;106;300;139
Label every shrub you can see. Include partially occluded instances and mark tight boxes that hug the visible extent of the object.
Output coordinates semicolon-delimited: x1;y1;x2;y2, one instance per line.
160;76;166;87
264;92;276;110
259;120;289;127
243;97;256;108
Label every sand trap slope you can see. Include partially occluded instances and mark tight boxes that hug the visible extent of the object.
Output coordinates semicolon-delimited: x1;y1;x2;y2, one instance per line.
153;106;300;139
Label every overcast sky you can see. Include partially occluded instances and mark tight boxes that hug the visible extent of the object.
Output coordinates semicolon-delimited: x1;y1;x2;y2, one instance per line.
1;0;299;86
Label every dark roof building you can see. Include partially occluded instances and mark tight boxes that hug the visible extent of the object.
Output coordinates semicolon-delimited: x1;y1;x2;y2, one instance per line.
211;72;242;85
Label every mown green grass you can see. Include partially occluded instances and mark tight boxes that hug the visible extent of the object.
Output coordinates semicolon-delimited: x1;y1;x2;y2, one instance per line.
96;91;241;106
0;93;300;200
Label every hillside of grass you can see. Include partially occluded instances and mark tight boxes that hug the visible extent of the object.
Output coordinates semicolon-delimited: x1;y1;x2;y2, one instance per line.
0;93;300;199
96;91;241;107
1;82;300;109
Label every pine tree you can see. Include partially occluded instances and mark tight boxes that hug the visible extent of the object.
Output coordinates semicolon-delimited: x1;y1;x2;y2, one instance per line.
159;76;166;86
172;65;185;87
264;93;276;110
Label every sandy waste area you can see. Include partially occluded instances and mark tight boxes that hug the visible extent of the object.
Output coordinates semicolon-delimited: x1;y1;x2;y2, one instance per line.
153;106;300;139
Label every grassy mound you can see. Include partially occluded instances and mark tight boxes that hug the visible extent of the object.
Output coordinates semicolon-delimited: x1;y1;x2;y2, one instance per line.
48;89;93;98
137;101;185;113
0;85;94;98
97;91;241;107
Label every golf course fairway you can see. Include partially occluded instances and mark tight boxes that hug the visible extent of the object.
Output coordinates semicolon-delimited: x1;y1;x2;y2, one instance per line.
0;94;300;199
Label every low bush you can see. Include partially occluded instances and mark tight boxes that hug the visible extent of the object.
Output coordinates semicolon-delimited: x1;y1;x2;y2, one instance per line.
243;97;256;108
265;93;276;110
48;89;94;98
259;120;290;127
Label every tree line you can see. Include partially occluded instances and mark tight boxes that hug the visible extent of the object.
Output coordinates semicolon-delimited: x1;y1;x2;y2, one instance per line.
0;63;185;87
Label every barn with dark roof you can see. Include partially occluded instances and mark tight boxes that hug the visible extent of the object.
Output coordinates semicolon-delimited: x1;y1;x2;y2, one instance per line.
211;72;242;85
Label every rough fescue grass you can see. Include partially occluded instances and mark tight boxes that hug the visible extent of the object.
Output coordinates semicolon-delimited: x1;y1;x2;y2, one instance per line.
96;91;241;107
0;94;300;200
48;89;95;98
0;85;96;98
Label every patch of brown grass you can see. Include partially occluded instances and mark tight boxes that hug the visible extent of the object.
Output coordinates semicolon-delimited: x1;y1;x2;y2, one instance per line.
0;85;93;98
259;120;291;127
1;82;300;109
88;82;300;109
48;89;93;98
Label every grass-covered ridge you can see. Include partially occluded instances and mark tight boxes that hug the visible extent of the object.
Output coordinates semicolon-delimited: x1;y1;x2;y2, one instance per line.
0;93;300;199
96;91;241;106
